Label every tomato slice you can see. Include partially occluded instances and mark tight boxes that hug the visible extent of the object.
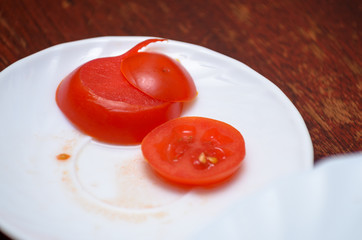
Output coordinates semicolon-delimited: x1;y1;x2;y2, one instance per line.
121;52;197;102
141;117;245;185
56;39;182;145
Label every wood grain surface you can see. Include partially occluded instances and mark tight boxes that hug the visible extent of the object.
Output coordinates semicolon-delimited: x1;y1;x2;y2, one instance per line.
0;0;361;239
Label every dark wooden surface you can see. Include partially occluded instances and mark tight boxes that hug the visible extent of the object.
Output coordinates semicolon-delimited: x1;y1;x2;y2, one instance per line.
0;0;361;239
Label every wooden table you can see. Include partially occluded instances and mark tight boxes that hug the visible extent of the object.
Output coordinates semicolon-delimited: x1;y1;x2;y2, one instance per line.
0;0;360;239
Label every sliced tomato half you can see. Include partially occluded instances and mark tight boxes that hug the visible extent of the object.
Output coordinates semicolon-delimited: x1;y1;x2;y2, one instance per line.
121;52;197;102
141;117;245;185
56;39;182;145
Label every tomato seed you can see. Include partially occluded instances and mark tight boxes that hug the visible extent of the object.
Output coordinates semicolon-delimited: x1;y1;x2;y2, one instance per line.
198;152;207;164
207;156;218;164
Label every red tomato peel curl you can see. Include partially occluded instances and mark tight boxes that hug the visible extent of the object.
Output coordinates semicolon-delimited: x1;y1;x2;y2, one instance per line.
122;38;167;58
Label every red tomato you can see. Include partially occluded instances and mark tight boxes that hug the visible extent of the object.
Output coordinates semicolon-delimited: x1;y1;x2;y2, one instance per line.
121;52;197;102
141;117;245;185
56;39;182;145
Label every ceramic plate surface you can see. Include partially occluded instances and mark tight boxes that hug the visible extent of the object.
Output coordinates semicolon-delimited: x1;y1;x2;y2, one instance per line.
0;37;313;240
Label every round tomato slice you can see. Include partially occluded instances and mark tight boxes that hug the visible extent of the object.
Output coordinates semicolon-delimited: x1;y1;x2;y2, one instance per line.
121;52;197;102
141;117;245;185
56;39;182;145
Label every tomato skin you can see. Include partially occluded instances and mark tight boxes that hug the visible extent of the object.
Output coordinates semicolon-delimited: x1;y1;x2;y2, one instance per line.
56;39;183;145
141;117;245;185
121;52;197;102
122;38;166;57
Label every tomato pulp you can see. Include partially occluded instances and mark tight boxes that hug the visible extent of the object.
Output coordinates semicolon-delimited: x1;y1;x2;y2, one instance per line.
56;39;185;144
141;117;246;185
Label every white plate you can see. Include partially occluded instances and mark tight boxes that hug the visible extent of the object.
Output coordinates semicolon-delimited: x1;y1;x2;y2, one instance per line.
0;36;313;240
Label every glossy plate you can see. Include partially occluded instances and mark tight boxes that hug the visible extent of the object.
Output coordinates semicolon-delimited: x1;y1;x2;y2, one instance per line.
0;37;313;240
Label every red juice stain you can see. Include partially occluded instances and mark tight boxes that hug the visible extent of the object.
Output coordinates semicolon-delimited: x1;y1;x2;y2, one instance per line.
57;153;71;161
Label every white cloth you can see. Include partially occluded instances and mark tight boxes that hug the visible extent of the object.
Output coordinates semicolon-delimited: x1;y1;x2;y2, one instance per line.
191;152;362;240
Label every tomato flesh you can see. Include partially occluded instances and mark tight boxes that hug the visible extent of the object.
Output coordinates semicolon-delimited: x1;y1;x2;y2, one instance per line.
121;52;197;102
141;117;245;185
56;39;183;145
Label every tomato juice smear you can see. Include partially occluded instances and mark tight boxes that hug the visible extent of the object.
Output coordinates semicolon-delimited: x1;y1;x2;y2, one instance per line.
56;153;71;161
